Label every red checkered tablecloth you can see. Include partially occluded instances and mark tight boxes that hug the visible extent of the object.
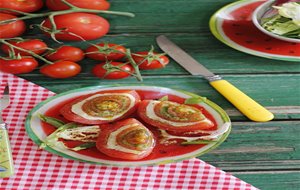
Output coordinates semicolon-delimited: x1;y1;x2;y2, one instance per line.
0;72;258;190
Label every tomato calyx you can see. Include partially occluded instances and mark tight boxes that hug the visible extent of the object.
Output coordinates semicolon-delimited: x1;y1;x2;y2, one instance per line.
1;38;49;56
99;61;133;78
132;46;167;67
34;21;86;43
0;38;82;78
0;38;53;64
124;49;143;81
94;61;135;79
85;42;125;56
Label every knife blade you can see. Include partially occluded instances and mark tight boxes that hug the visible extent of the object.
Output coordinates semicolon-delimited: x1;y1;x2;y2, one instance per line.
156;35;274;122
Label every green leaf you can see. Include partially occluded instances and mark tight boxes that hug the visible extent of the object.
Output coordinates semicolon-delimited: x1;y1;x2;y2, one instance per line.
39;122;80;149
71;142;96;151
158;95;169;101
181;140;216;145
39;114;65;128
184;97;207;104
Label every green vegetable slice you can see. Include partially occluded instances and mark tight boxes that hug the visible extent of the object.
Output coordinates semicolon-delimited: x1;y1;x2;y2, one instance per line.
39;122;81;149
71;142;96;151
184;97;207;104
39;114;65;128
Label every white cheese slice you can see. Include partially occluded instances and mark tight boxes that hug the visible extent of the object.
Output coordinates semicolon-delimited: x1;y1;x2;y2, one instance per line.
160;122;231;142
56;125;100;142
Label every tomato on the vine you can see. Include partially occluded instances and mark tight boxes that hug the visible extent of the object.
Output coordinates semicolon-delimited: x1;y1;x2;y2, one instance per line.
0;0;44;14
0;13;26;38
42;13;110;41
132;51;169;70
85;43;126;61
92;62;133;79
40;61;81;78
0;57;38;74
46;0;110;11
45;46;84;62
1;39;48;56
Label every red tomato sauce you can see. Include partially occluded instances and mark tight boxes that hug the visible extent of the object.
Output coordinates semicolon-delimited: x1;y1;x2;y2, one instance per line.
222;1;300;56
42;89;217;162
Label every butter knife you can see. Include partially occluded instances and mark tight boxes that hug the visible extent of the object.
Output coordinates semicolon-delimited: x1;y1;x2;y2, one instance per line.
156;35;274;122
0;85;14;178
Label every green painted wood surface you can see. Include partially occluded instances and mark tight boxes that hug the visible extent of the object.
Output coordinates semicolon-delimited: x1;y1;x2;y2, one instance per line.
21;74;300;120
235;172;300;190
202;121;300;168
2;0;300;189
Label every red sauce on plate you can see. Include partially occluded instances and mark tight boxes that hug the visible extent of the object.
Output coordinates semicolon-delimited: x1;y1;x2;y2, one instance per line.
222;1;300;56
41;89;217;162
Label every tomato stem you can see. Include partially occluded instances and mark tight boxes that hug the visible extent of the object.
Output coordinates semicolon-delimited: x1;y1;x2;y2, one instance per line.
0;7;135;25
61;0;78;9
0;39;54;65
0;3;134;43
125;49;143;82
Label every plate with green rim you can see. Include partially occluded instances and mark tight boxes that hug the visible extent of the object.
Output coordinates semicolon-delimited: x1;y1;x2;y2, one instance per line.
209;0;300;62
25;85;231;166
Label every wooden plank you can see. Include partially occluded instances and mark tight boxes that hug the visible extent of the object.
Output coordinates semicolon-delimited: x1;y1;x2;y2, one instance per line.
234;172;300;190
22;33;300;76
20;74;300;120
199;121;300;171
22;0;300;75
106;0;238;33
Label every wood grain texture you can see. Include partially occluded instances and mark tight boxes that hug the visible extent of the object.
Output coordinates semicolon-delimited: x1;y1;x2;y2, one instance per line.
203;121;300;189
201;121;300;167
1;0;299;189
235;172;300;190
20;74;300;120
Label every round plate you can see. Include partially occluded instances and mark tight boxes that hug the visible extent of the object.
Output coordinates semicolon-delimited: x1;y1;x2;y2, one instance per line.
252;0;300;44
209;0;300;62
25;85;231;166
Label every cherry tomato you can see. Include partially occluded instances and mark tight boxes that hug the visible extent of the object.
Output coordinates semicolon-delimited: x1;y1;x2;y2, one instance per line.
45;46;84;62
46;0;110;11
0;13;26;38
40;61;81;78
0;0;43;14
96;118;155;160
60;90;141;124
42;13;110;41
132;51;169;70
92;62;133;79
1;39;47;56
85;43;126;61
0;57;38;74
138;100;214;132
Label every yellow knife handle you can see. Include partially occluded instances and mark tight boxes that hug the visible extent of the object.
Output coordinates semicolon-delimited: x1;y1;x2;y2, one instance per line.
0;124;14;178
210;80;274;122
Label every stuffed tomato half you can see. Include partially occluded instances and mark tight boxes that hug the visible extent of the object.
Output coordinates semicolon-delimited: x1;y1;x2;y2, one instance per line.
60;90;140;124
138;100;214;132
96;118;155;160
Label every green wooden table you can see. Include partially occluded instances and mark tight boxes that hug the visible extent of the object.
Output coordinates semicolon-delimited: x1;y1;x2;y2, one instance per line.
10;0;300;189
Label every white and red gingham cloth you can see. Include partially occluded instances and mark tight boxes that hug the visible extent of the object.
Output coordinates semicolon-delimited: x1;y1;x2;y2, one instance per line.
0;72;258;190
